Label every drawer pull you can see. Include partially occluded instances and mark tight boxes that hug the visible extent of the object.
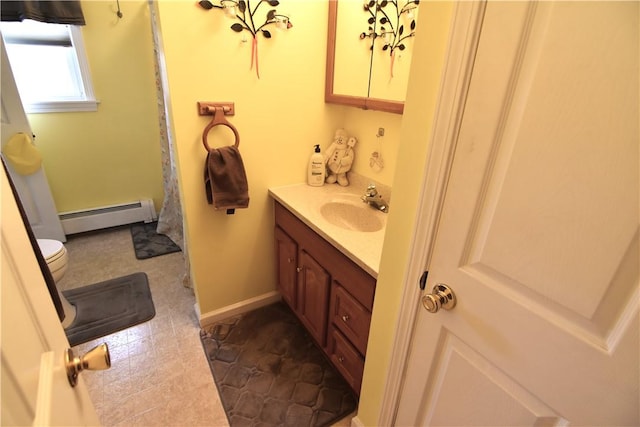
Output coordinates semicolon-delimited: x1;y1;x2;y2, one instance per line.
338;356;345;363
341;314;350;322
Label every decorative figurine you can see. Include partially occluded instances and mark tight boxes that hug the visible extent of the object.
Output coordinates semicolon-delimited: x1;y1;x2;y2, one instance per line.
325;128;356;186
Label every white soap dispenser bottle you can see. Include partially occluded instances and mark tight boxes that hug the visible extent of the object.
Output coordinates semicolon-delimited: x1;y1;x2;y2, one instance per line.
307;144;325;187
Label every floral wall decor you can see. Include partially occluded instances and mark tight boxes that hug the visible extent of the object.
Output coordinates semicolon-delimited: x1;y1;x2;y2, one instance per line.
198;0;292;78
360;0;419;78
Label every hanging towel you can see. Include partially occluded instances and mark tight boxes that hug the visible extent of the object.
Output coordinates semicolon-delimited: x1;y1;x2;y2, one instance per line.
204;145;249;212
2;133;42;175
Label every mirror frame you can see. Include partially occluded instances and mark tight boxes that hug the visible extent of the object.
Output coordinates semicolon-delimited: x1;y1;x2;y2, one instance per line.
325;0;404;115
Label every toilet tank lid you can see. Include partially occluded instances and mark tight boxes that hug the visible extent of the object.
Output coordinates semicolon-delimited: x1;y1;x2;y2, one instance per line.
37;239;64;259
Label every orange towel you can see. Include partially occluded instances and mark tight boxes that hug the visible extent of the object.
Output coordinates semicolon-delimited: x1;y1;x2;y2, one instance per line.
204;146;249;212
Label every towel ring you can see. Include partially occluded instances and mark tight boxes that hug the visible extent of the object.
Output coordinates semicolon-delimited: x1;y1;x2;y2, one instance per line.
202;107;240;151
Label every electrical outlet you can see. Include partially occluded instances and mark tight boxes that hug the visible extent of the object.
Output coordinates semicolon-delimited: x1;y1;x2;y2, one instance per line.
377;127;385;137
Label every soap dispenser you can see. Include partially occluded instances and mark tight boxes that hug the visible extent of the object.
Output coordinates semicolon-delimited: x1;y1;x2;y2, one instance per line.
307;144;325;187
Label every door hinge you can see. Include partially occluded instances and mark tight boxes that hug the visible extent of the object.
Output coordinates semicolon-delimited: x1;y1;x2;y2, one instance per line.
419;270;429;290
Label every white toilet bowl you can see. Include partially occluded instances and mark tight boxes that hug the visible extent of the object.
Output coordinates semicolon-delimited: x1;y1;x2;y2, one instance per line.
37;239;76;328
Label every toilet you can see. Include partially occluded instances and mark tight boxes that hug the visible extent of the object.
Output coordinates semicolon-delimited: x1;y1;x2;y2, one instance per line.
37;239;76;328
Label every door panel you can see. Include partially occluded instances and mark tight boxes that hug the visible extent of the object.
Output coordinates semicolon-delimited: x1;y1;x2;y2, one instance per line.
423;332;565;426
460;0;638;347
1;166;99;426
397;2;639;425
459;0;637;350
1;247;46;419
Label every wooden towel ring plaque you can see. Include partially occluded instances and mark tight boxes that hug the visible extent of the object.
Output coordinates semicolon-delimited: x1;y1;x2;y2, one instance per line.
202;106;240;151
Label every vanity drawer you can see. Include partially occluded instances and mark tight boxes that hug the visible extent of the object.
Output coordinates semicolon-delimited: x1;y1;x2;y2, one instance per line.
331;284;371;355
328;325;364;394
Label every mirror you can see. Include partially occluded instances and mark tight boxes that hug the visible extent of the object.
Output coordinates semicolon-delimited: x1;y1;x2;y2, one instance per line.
325;0;419;114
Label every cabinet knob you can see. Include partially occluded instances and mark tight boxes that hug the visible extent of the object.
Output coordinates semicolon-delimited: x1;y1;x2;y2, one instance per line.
341;314;350;322
296;267;302;273
287;257;294;263
338;356;345;363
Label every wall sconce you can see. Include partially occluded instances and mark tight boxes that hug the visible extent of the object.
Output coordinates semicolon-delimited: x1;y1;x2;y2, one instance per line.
198;0;293;79
361;0;419;78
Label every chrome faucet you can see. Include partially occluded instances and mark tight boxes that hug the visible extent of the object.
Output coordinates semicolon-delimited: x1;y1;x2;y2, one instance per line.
361;183;389;213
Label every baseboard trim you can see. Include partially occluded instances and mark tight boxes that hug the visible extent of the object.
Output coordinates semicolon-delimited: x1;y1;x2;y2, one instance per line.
198;291;282;328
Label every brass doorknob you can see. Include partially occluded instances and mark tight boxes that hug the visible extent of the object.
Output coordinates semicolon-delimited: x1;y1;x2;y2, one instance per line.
422;283;456;313
66;343;111;387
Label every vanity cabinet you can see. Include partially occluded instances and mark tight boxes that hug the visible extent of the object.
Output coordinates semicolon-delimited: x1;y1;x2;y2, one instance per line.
297;250;331;346
274;226;297;310
274;201;376;394
274;222;330;346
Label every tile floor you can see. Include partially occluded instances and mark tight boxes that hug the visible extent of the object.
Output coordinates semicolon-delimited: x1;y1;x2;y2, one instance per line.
60;225;354;426
61;226;226;426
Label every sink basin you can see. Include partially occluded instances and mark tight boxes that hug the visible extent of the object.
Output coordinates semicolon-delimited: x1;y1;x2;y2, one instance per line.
319;195;385;232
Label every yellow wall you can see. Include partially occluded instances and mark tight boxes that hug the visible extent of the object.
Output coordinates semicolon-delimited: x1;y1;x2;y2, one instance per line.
156;0;342;313
334;107;400;187
155;0;404;315
357;2;454;424
27;1;164;213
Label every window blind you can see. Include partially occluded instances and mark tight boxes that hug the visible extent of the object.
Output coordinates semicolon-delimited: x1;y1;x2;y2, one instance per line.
1;1;85;26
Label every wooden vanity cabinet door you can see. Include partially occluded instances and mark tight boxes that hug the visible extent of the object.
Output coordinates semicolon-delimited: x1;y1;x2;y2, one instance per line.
275;226;297;310
297;250;331;346
331;284;372;355
328;325;365;394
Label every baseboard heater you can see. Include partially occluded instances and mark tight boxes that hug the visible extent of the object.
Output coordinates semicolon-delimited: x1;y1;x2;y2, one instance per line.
59;199;157;235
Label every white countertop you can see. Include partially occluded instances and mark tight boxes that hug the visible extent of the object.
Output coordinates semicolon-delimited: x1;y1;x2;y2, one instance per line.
268;175;390;278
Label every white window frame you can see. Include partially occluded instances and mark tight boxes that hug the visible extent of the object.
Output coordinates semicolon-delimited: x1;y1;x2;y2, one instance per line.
1;22;98;114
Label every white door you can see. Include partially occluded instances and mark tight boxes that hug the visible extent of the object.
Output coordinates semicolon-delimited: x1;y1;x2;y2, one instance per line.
1;165;100;426
0;35;66;242
396;1;638;425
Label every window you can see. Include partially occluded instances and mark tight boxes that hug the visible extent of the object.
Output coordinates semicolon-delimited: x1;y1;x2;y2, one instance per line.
0;20;97;113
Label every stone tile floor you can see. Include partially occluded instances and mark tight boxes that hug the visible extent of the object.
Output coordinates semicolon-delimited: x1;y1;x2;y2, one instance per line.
60;226;354;426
